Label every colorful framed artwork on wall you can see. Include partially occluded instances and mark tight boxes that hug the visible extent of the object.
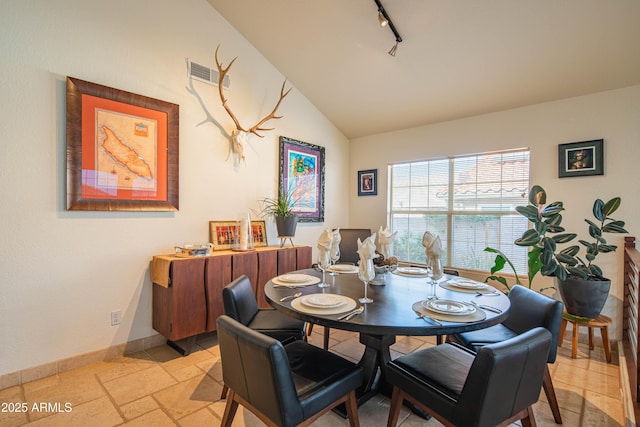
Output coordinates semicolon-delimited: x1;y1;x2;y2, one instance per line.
558;139;604;178
66;77;179;211
278;136;325;222
358;169;378;196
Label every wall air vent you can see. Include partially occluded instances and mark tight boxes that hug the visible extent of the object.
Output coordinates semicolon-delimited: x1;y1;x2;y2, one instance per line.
188;59;231;89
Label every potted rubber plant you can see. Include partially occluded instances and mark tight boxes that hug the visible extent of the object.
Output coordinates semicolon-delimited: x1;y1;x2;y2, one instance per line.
259;189;299;238
511;185;628;318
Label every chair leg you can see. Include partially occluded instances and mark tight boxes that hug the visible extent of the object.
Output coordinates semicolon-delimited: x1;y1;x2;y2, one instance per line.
387;386;403;427
220;389;239;427
323;327;330;350
307;322;314;336
345;390;360;427
543;365;562;424
601;325;612;363
571;321;578;359
436;335;443;345
558;318;567;346
521;406;537;427
220;384;228;399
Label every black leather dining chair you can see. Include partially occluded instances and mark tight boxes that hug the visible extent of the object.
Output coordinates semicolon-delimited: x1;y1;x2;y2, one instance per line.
387;327;552;427
217;315;363;427
221;274;306;398
446;284;564;424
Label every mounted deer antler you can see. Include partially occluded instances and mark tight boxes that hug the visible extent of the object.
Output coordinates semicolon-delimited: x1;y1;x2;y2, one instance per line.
215;45;292;160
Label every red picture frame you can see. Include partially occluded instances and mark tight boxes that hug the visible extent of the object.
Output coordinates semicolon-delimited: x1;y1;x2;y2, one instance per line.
66;77;179;211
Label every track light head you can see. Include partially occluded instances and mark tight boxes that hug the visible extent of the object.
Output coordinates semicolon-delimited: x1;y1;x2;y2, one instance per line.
378;10;388;27
388;42;398;57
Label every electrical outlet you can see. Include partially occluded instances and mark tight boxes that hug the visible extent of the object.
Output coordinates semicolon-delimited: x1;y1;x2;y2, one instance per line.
111;310;121;326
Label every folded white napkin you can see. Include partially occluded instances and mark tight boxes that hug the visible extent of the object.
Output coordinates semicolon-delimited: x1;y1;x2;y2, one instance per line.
317;228;333;267
378;225;398;258
357;233;378;281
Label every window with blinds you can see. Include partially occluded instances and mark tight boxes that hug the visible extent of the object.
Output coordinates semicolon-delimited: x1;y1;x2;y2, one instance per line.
388;149;530;272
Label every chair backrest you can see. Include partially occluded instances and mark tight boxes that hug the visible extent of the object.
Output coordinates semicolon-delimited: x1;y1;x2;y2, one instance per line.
337;228;371;264
216;315;303;426
504;284;564;362
222;275;259;326
455;327;551;427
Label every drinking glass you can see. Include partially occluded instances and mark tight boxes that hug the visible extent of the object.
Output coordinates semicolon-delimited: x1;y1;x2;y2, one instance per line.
317;253;330;288
426;259;437;298
329;246;341;277
358;263;375;303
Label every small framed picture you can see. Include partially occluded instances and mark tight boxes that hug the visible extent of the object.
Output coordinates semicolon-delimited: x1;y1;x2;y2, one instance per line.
251;220;268;247
209;221;236;250
558;139;604;178
358;169;377;196
209;220;268;250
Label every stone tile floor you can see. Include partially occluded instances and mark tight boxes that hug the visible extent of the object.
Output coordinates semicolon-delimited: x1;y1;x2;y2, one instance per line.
0;327;625;426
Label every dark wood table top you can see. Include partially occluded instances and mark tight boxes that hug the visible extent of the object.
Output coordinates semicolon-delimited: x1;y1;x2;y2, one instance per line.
265;268;510;337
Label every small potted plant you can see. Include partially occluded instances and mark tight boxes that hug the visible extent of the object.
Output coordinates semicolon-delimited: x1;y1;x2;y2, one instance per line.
259;189;299;238
506;185;627;318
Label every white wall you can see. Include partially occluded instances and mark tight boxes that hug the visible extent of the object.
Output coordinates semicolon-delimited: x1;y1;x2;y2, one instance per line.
350;85;640;340
0;0;349;376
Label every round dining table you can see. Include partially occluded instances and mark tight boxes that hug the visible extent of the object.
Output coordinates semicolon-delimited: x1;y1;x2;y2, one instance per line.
264;267;511;411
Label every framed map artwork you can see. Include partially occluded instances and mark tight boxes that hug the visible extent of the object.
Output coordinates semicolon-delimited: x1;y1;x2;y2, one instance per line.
66;77;179;211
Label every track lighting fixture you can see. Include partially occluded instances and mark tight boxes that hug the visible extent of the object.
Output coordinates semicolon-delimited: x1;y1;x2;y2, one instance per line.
373;0;403;56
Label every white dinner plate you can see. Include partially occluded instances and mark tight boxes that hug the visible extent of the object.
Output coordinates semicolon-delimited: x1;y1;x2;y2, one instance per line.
327;264;358;273
277;274;311;283
422;299;476;316
301;294;347;308
447;279;488;290
397;267;429;275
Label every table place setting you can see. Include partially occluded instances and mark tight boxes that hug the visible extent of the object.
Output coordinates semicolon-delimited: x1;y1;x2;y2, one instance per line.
393;266;430;277
290;293;358;315
439;277;500;295
412;299;487;322
272;273;321;288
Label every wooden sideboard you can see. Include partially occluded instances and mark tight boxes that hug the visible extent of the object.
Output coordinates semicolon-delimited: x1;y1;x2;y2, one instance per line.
151;245;312;354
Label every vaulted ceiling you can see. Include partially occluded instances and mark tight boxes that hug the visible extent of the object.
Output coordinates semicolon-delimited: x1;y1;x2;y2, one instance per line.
207;0;640;139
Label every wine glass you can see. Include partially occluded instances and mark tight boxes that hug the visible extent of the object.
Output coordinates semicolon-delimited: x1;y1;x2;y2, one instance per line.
426;258;437;298
329;246;341;277
358;262;375;303
317;252;330;288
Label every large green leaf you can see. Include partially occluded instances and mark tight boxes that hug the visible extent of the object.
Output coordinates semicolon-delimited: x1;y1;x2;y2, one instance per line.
528;247;542;284
541;202;564;217
567;266;589;279
603;197;621;216
589;264;604;278
529;185;546;206
516;205;538;221
559;245;580;256
515;229;540;246
602;222;628;233
551;233;577;244
556;253;578;265
490;254;506;274
592;199;605;221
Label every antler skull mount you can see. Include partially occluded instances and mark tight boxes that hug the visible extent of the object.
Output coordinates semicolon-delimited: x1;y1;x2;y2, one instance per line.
215;45;292;160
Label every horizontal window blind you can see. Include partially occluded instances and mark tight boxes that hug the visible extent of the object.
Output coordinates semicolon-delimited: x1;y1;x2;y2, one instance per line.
388;149;530;272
